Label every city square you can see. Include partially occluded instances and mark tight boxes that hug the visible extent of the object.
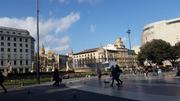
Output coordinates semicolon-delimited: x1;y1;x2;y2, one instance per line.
1;0;180;101
1;74;180;101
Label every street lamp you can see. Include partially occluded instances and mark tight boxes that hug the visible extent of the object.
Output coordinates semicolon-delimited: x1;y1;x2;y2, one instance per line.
36;0;40;84
127;29;131;50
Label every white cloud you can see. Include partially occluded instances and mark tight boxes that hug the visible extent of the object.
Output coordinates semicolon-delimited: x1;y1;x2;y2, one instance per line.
90;24;96;32
43;35;70;52
0;12;80;53
55;12;80;33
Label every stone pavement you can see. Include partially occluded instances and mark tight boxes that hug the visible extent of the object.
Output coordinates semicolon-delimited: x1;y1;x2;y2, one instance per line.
1;75;180;101
65;76;180;101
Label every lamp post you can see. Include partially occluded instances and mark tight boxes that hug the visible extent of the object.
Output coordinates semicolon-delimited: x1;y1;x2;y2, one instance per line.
36;0;40;84
127;29;131;50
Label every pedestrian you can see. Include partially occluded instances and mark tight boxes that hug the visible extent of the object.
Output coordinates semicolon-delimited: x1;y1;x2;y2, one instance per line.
97;67;102;80
0;71;7;93
114;65;123;85
110;65;123;87
144;67;149;77
52;69;62;86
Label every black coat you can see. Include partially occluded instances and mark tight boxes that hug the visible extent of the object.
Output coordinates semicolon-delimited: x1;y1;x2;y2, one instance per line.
0;72;5;83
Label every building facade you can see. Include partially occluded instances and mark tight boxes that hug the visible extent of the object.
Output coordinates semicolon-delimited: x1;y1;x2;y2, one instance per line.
0;27;35;73
40;45;68;72
142;18;180;45
72;38;137;69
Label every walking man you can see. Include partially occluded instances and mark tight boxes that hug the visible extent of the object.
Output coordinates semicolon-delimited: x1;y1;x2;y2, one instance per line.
52;69;62;86
110;65;123;87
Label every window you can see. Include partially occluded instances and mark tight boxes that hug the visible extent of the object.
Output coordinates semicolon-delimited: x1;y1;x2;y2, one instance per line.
19;38;22;42
13;32;15;34
20;49;23;52
14;37;16;41
26;60;28;65
8;48;10;52
14;61;16;65
1;48;4;52
14;48;17;52
1;61;3;66
1;36;4;40
25;49;28;53
25;44;28;47
14;43;16;47
7;31;9;34
143;26;154;32
1;42;4;46
8;43;10;46
20;43;22;47
20;61;22;65
25;38;28;42
167;20;180;25
7;37;10;41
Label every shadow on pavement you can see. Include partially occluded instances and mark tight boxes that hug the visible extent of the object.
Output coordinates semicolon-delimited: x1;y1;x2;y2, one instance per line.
0;83;139;101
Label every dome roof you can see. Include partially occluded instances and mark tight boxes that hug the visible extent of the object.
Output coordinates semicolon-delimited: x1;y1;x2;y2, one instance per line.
114;37;125;49
48;50;54;55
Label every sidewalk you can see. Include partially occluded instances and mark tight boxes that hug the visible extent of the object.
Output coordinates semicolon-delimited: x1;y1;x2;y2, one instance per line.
1;75;180;101
0;77;137;101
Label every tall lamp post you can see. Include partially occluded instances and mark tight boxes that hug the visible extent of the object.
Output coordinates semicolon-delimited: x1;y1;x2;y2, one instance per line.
127;29;131;50
36;0;40;84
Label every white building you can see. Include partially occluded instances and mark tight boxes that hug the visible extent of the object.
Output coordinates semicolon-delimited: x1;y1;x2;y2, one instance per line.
142;18;180;45
0;27;35;73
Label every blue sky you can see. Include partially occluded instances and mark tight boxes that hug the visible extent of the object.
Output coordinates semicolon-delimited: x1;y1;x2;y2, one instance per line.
0;0;180;54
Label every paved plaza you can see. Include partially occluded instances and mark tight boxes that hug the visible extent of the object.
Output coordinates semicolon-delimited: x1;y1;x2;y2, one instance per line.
0;75;180;101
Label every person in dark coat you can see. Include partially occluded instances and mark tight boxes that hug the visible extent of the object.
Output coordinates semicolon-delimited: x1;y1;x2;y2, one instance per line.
114;65;123;85
0;71;7;93
97;67;102;80
52;69;62;86
110;65;123;87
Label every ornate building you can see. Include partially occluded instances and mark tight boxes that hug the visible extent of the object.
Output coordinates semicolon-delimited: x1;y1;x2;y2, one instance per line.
72;38;137;69
40;45;63;72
